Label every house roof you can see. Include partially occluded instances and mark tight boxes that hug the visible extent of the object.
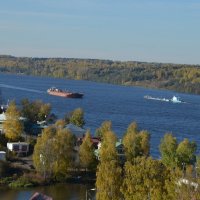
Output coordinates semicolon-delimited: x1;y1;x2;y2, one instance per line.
116;141;123;148
7;142;29;145
78;136;100;144
64;123;86;137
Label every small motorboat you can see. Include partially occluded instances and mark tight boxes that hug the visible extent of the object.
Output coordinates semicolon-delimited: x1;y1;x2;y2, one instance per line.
171;96;181;103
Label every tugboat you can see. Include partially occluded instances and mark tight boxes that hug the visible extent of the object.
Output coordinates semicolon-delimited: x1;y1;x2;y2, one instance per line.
47;87;83;98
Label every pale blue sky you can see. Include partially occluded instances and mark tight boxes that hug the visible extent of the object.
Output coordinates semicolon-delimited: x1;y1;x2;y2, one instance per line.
1;0;200;64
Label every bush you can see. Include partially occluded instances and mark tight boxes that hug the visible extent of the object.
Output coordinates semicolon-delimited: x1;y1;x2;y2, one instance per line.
9;175;33;188
9;172;46;188
0;176;14;185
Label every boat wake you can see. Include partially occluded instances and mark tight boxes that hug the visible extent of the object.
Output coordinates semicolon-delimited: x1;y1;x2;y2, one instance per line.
0;84;45;94
144;95;183;103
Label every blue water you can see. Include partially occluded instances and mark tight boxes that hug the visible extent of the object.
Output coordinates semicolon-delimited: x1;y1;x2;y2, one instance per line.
0;73;200;157
0;183;92;200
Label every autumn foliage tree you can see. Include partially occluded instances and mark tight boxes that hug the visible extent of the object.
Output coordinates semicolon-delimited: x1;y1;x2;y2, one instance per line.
96;130;122;200
95;120;112;139
159;133;178;169
160;133;197;169
79;130;97;170
33;126;56;178
123;122;150;162
21;98;51;123
176;138;197;167
53;128;75;178
121;157;178;200
3;101;23;141
33;125;75;179
69;108;85;128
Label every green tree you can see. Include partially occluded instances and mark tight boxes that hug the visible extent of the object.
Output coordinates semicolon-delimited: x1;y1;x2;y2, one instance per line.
38;102;51;121
176;138;197;168
159;133;178;169
69;108;85;128
54;119;66;129
99;130;118;162
33;126;75;179
21;99;51;123
3;101;23;141
121;157;177;200
96;130;122;200
33;126;56;178
140;130;150;156
79;130;97;170
96;160;122;200
123;122;150;162
53;128;75;178
95;121;112;139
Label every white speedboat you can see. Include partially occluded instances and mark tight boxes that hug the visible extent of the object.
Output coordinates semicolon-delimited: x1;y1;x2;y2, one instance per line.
171;96;181;103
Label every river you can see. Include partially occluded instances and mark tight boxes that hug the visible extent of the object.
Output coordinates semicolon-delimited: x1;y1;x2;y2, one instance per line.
0;73;200;199
0;183;95;200
0;73;200;157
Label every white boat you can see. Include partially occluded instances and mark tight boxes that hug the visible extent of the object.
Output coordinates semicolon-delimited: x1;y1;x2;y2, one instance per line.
171;96;181;103
144;95;182;103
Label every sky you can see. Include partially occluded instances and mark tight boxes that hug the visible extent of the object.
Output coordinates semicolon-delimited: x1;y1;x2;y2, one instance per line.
0;0;200;64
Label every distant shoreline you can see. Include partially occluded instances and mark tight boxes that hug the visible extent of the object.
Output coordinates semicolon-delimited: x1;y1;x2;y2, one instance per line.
0;55;200;95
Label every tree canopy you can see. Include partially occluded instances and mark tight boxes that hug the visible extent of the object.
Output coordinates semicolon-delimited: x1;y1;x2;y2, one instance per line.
96;130;122;200
69;108;85;128
3;101;24;141
21;98;51;123
160;133;197;169
123;122;150;162
79;130;97;170
33;125;75;179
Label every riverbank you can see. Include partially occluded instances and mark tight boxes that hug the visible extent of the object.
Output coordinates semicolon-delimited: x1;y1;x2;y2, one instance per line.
0;182;94;200
0;158;96;189
1;55;200;95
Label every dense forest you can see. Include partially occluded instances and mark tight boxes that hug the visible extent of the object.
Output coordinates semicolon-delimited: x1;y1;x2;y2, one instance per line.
0;55;200;94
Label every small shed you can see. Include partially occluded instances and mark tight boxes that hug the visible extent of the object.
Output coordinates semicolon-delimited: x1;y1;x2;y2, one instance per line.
7;142;29;154
0;151;6;161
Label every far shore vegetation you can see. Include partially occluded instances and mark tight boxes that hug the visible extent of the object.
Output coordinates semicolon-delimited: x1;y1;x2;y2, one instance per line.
1;99;200;199
1;55;200;95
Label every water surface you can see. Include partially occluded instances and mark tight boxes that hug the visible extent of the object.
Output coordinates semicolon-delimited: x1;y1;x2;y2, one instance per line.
0;73;200;157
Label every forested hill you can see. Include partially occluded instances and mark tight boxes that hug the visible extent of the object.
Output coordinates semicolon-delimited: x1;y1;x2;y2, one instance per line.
0;55;200;94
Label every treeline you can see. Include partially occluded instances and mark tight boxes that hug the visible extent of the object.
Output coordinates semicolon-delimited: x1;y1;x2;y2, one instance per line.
32;120;200;199
95;121;199;200
0;55;200;94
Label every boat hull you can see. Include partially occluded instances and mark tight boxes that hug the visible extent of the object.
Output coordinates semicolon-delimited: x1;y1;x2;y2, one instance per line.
47;91;83;98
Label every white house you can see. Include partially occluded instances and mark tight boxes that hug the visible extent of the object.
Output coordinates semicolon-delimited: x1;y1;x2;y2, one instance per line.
0;151;6;161
7;142;29;155
0;112;6;133
94;140;126;163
